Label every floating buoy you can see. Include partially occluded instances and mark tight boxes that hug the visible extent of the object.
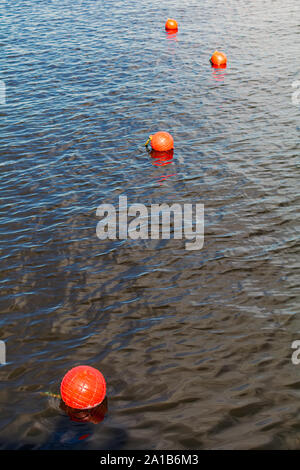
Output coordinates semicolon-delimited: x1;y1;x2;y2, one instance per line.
165;18;178;31
210;51;227;68
60;365;106;410
145;131;174;152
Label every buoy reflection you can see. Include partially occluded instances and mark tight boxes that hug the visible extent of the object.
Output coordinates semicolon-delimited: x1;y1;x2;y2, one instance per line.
149;149;176;185
150;149;174;166
212;67;227;82
165;30;178;41
156;174;176;185
60;397;108;424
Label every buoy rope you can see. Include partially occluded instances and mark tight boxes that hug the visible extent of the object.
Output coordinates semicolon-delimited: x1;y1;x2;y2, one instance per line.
145;136;152;147
40;391;61;399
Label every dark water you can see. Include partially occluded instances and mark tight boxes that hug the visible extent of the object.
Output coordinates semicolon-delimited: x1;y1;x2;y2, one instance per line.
0;0;299;450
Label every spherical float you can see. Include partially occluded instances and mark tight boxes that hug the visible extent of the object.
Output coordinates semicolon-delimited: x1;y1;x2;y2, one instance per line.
210;50;227;67
165;18;178;31
146;131;174;152
60;365;106;410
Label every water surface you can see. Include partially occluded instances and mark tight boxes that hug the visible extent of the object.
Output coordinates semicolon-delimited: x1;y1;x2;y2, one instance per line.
0;0;299;449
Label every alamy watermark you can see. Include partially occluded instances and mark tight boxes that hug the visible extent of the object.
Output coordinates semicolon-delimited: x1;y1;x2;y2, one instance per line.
291;341;300;365
0;80;5;105
0;341;6;365
96;196;204;250
292;81;300;106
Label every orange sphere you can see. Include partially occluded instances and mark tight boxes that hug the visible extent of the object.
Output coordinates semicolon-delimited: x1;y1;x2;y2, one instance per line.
165;18;178;31
150;132;174;151
210;51;227;67
60;365;106;410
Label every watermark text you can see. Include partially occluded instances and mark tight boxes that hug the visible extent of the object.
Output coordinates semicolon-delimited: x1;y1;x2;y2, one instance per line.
96;196;204;250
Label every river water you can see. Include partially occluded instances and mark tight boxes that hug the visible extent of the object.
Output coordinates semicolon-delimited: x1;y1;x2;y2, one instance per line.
0;0;299;449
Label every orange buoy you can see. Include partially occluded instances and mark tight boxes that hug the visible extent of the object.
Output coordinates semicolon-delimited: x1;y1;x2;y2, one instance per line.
165;18;178;31
210;51;227;67
60;365;106;410
145;131;174;152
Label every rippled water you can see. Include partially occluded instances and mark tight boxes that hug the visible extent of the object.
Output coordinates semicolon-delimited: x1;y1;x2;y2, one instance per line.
0;0;299;450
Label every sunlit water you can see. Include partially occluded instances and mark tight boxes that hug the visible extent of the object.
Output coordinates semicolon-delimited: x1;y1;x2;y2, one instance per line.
0;0;299;449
